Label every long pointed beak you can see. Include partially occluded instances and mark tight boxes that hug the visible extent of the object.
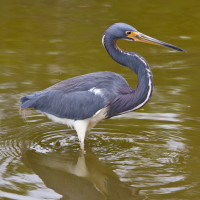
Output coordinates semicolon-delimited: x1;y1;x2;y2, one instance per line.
130;32;185;52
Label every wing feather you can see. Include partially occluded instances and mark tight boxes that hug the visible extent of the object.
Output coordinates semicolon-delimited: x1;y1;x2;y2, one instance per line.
20;90;105;120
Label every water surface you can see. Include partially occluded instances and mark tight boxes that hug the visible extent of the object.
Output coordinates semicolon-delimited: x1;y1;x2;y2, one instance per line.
0;0;200;199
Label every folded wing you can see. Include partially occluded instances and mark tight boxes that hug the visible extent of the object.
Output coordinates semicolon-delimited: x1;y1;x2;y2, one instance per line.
20;90;105;120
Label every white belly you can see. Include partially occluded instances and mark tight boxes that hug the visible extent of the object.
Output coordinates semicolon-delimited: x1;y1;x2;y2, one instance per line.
45;107;107;147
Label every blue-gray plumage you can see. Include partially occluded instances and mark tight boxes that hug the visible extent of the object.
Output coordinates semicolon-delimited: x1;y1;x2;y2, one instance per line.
21;71;129;120
20;23;184;150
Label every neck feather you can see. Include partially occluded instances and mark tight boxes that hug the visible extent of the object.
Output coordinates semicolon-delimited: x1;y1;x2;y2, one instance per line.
103;34;154;117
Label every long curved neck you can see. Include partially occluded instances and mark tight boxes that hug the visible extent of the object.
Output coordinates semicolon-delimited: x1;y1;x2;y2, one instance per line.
103;34;150;76
102;34;154;117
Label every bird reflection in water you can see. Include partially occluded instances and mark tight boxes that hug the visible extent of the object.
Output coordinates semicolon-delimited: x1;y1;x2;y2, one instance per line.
22;146;145;200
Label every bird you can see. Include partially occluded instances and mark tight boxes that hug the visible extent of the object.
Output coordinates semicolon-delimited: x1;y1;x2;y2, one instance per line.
20;23;184;150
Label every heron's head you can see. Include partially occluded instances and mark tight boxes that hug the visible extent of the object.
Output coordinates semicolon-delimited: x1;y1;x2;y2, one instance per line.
105;22;184;52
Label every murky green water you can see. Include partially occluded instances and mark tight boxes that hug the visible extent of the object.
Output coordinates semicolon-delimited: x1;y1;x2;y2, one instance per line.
0;0;200;199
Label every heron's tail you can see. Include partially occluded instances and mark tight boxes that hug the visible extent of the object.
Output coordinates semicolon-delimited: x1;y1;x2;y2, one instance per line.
20;92;43;119
20;92;42;109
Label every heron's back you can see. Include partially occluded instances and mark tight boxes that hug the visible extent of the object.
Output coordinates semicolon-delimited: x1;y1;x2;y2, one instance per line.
20;71;133;120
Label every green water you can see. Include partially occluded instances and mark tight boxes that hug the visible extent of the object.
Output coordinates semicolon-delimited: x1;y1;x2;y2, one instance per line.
0;0;200;199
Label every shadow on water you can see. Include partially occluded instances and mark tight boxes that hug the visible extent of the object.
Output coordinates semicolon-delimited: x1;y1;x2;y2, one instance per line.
22;145;145;200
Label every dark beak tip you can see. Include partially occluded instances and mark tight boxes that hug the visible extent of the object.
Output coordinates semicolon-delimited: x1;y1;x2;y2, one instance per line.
171;49;186;53
165;44;186;52
176;48;186;52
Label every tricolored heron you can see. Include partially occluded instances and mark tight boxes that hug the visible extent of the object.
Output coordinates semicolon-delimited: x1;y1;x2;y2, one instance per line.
20;23;184;150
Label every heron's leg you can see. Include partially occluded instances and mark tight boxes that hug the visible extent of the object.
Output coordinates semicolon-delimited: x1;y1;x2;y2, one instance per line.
74;119;89;151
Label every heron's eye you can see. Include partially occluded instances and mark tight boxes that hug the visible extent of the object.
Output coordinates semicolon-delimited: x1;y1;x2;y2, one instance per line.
126;31;131;35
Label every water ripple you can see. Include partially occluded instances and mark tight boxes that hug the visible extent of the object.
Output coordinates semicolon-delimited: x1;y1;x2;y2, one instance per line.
115;112;182;122
0;110;196;199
